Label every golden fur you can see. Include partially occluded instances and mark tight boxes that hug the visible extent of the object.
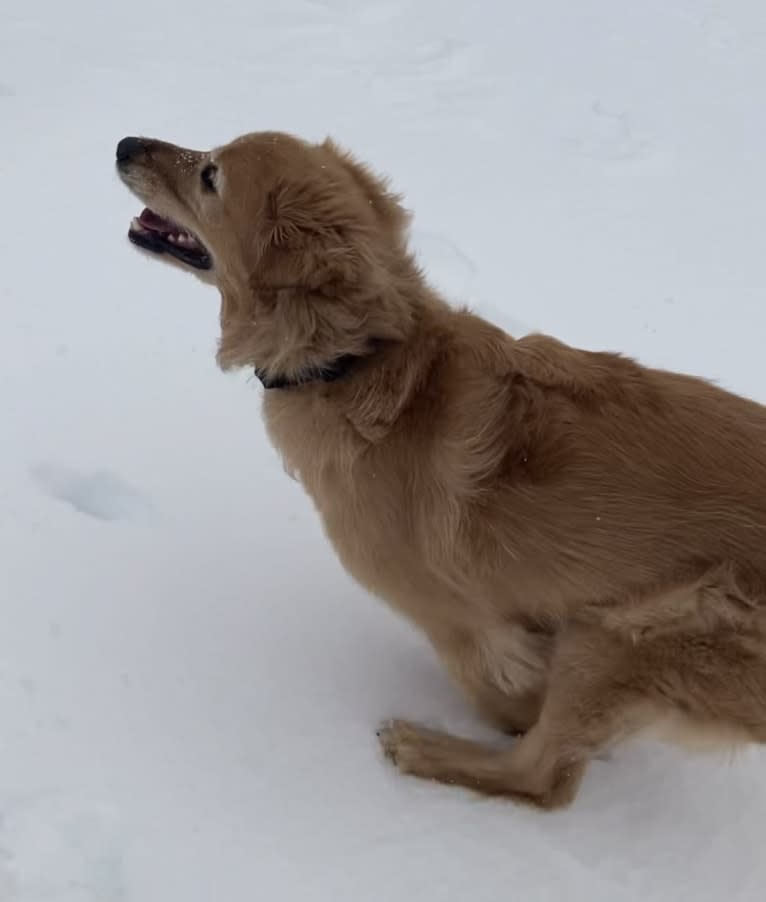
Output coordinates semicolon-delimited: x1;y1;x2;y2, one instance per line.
117;130;766;809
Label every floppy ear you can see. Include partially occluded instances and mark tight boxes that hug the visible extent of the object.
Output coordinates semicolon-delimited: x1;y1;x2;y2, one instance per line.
216;177;381;373
254;176;373;294
216;165;416;373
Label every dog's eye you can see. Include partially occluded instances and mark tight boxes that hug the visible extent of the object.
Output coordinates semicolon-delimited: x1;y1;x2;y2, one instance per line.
200;163;218;193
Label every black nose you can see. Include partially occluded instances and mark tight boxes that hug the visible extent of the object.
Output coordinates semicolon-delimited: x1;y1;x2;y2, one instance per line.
116;136;147;164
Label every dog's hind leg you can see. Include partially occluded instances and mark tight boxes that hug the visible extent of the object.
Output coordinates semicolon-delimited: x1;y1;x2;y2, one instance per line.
378;624;664;809
380;599;766;808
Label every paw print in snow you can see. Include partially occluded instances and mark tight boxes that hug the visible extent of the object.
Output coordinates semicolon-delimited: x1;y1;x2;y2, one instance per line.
31;463;155;523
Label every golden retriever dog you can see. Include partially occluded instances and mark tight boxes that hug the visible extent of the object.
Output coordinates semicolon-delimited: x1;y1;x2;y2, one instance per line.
116;131;766;809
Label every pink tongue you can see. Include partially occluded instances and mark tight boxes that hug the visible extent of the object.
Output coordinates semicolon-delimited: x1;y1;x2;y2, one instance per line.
139;208;178;233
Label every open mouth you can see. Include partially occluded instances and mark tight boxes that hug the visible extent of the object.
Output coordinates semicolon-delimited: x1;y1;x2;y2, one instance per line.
128;208;212;270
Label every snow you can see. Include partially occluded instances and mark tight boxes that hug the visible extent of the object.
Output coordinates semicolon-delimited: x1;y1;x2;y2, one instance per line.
2;0;766;899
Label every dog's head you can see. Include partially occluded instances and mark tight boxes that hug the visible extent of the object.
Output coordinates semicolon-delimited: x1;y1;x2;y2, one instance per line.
116;131;420;378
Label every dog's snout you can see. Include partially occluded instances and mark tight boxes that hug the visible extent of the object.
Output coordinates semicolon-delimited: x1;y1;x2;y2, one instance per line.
116;136;148;164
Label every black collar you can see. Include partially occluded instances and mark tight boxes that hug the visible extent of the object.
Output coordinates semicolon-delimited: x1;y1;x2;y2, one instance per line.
254;352;366;390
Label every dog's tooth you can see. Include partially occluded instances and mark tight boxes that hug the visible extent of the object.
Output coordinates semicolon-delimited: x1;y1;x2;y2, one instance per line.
167;233;177;243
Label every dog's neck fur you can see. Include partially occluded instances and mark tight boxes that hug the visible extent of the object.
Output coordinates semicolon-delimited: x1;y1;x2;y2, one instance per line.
260;285;450;444
253;348;372;390
217;253;448;408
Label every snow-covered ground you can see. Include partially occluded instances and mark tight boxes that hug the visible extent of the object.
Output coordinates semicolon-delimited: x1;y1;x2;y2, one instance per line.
2;1;766;899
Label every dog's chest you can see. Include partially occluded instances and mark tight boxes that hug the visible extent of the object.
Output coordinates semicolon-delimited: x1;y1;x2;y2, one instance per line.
309;452;412;574
264;396;423;599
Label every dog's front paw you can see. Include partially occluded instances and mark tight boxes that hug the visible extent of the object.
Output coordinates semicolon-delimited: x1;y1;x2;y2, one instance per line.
376;718;455;778
378;718;420;767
